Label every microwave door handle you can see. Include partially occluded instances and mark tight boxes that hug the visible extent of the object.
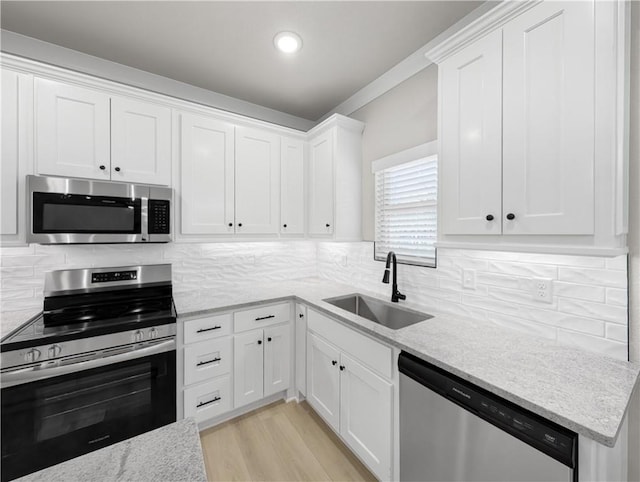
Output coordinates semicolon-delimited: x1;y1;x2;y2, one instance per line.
141;195;149;242
0;339;175;389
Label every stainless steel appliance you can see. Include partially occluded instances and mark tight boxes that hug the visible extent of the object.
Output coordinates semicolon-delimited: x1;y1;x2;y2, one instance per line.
1;264;177;481
399;352;578;482
27;175;172;244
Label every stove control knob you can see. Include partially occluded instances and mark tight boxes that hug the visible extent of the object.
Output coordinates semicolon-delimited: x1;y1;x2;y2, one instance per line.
48;345;62;359
24;348;41;363
148;328;158;340
134;330;144;343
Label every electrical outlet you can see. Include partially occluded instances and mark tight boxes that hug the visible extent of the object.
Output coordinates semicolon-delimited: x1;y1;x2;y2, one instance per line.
532;278;553;303
463;269;476;290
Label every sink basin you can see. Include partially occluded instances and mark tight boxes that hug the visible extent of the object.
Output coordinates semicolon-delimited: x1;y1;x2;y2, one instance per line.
323;293;432;330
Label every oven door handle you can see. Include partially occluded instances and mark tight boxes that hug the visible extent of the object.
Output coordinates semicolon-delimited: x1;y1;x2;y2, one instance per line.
0;338;175;388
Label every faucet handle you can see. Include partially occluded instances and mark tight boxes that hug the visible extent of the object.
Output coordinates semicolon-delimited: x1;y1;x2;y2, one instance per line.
396;291;406;301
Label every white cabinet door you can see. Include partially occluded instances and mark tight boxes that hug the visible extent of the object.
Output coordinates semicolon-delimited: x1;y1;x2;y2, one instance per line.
234;127;280;234
180;113;235;234
439;29;503;235
35;78;110;180
502;1;595;235
308;130;334;235
307;332;340;431
110;97;171;185
233;330;264;408
264;323;291;397
295;304;307;397
280;137;305;234
1;68;31;245
339;353;393;481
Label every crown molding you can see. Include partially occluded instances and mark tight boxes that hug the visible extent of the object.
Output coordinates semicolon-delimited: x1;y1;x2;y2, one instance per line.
424;0;541;64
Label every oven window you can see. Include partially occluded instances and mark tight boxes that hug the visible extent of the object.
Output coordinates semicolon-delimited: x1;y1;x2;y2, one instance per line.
33;192;141;234
36;362;152;442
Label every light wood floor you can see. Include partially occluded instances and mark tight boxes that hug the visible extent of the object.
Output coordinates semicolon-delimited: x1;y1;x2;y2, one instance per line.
200;400;377;482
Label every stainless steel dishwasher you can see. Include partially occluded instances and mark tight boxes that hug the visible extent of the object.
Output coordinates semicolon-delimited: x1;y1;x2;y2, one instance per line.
399;352;578;482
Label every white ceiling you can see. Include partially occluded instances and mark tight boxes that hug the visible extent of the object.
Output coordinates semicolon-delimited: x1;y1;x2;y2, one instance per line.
1;1;482;121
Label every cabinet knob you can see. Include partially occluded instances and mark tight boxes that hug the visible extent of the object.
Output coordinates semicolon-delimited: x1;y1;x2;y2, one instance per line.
506;213;516;220
228;223;233;227
332;360;337;366
267;337;272;342
283;224;287;228
99;165;106;171
257;339;262;345
325;223;330;228
238;223;243;227
114;166;121;172
299;313;304;318
339;365;345;371
486;214;494;221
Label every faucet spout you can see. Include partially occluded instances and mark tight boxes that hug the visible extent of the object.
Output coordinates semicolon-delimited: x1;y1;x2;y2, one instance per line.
382;251;406;303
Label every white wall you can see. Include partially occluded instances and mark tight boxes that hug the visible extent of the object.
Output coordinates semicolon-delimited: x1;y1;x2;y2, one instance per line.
350;65;438;241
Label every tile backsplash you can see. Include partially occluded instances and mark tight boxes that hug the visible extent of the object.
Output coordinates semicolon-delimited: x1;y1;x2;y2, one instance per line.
0;241;317;312
317;242;629;361
0;241;629;361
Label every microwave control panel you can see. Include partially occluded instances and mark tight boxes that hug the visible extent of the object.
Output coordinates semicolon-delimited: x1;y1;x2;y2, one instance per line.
148;200;170;234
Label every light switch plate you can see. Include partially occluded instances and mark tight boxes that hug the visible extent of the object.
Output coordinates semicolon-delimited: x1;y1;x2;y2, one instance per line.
463;269;476;290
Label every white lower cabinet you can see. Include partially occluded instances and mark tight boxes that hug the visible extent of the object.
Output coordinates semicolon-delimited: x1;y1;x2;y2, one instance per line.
295;303;308;397
184;376;232;423
234;323;291;408
307;332;341;430
307;310;394;481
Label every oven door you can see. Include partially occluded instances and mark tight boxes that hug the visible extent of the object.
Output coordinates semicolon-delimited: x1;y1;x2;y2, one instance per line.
1;344;176;481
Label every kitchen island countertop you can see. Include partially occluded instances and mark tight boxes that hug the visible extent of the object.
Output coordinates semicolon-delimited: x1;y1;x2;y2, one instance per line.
15;418;207;482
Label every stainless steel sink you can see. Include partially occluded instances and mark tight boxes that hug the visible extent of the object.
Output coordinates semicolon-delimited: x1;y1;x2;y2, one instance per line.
323;293;432;330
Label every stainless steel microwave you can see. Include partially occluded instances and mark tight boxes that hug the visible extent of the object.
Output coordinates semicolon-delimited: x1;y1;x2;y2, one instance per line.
27;175;172;244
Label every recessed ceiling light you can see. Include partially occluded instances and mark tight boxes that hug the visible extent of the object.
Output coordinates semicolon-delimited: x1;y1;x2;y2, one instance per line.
274;31;302;54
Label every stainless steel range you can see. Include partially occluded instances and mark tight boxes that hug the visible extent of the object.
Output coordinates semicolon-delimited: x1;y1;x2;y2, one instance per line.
1;264;177;482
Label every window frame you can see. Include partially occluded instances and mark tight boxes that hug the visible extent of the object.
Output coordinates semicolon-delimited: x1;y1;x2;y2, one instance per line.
372;141;438;268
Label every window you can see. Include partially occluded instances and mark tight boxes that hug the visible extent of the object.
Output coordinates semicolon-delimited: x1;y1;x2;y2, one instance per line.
373;142;437;267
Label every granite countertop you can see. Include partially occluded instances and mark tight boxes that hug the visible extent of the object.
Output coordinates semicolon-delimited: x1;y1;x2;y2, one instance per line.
16;418;207;482
3;277;639;448
174;277;640;448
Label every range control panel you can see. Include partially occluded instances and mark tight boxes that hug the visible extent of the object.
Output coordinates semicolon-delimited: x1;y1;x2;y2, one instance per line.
148;199;170;234
92;270;138;283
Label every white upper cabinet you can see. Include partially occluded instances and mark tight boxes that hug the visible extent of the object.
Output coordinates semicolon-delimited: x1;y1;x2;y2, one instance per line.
280;138;305;235
432;0;628;255
234;127;280;234
440;30;503;235
111;97;171;185
35;78;110;180
1;68;32;246
307;115;364;240
35;77;171;185
502;1;595;235
180;113;235;235
308;130;335;235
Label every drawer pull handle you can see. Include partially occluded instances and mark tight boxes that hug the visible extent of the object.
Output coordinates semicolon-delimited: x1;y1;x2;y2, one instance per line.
196;326;221;333
197;396;221;408
255;315;275;321
196;357;221;367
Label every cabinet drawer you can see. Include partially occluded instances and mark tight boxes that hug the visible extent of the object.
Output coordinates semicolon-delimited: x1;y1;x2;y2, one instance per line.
184;337;232;386
234;302;290;333
184;313;232;344
308;309;392;379
184;376;232;424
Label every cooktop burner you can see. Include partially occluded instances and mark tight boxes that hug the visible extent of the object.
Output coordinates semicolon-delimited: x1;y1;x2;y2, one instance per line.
1;264;176;353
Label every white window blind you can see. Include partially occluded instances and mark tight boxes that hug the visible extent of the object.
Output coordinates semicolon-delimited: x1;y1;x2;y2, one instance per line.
374;156;437;267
